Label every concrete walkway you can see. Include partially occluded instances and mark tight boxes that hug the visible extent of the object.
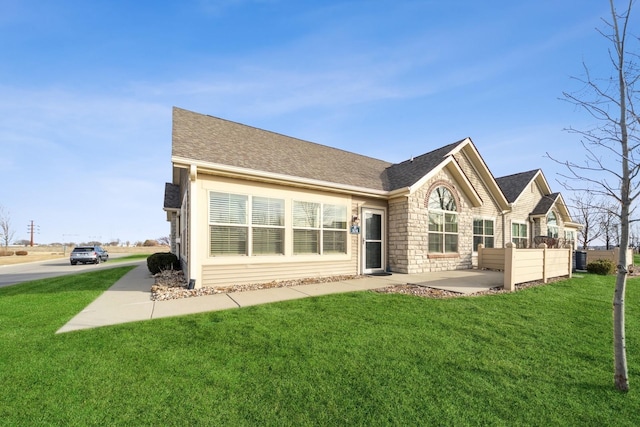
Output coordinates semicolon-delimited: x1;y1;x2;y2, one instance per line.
56;263;503;333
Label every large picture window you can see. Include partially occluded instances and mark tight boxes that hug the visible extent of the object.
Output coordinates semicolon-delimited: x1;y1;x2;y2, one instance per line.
427;186;458;253
209;192;347;257
473;218;494;251
512;222;528;248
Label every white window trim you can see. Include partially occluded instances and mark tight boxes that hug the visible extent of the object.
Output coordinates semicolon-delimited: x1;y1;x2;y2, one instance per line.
292;201;348;255
512;221;528;248
473;217;495;253
208;191;349;259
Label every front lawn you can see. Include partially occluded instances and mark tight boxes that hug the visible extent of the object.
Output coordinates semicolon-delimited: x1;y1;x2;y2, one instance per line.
0;269;638;425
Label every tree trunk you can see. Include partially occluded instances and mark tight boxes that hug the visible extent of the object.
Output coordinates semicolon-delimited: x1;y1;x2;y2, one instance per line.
613;0;630;389
613;201;629;391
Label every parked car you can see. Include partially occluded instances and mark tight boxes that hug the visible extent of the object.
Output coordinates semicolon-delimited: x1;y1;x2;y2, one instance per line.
70;246;109;265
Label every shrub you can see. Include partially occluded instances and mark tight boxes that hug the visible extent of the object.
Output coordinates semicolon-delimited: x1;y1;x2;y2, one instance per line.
586;259;615;275
15;251;28;256
146;252;180;274
0;250;14;257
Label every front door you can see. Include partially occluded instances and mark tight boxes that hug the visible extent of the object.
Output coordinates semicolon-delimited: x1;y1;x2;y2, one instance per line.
362;208;385;274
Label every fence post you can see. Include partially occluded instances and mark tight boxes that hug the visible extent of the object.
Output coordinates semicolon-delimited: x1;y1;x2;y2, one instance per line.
477;243;484;269
567;248;573;279
504;243;516;292
539;243;548;283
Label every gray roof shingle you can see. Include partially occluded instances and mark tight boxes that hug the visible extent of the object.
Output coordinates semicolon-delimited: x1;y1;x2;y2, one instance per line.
172;107;393;191
531;192;560;216
383;141;465;190
163;183;181;210
172;107;471;192
495;169;540;203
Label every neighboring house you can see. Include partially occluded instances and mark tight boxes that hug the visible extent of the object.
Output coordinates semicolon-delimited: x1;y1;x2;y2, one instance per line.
164;107;581;288
496;169;581;250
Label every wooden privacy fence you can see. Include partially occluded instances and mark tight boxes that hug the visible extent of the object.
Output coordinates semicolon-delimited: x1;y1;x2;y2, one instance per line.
584;248;634;266
477;243;572;291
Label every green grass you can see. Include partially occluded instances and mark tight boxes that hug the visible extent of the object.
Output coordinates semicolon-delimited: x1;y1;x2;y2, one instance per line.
1;269;639;425
109;253;151;263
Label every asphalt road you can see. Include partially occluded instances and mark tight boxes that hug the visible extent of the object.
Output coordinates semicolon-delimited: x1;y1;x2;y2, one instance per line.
0;254;145;288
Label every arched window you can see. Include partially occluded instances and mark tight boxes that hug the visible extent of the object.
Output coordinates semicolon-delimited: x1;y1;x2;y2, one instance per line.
547;211;558;238
428;186;458;253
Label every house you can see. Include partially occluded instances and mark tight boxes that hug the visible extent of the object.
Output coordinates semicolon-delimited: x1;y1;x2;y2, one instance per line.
495;169;581;249
164;107;581;288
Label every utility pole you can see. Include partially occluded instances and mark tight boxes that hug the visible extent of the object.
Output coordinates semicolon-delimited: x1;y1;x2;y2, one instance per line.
27;220;39;247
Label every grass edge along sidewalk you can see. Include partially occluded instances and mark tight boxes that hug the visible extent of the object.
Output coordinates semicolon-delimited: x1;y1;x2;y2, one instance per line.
0;268;638;425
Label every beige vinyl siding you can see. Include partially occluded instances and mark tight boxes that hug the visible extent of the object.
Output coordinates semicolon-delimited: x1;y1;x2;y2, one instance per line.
202;259;356;287
505;179;544;244
453;151;503;247
194;174;374;287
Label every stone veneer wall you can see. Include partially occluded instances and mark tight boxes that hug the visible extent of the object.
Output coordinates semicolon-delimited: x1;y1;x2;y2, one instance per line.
388;197;409;273
169;212;178;254
388;171;475;274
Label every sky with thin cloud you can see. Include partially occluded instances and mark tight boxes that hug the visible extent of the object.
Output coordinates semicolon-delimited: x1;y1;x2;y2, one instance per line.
0;0;631;245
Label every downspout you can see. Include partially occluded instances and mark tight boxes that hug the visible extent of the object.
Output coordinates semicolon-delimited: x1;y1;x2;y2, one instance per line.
502;205;513;248
188;164;201;289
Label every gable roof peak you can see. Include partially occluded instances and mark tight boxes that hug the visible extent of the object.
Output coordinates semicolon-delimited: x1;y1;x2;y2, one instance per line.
383;139;469;190
495;169;544;203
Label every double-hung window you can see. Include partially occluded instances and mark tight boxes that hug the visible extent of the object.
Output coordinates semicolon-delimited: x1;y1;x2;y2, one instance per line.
209;192;248;255
293;201;347;255
209;192;285;256
564;230;575;248
323;204;348;253
512;222;528;248
428;186;458;253
251;197;285;255
547;211;559;238
473;219;494;251
293;201;320;254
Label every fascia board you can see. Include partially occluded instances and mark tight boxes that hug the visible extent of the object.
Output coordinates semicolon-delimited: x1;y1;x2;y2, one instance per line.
458;140;510;211
171;156;389;199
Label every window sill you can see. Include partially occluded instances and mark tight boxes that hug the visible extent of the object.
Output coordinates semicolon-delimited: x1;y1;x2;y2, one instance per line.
427;253;459;259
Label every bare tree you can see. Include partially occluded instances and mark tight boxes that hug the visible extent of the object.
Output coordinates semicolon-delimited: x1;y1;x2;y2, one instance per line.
571;194;603;249
548;0;636;391
0;206;16;249
600;202;620;249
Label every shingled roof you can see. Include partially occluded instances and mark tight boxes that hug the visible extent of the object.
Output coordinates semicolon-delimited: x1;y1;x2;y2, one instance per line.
495;169;540;203
172;108;474;193
172;107;393;191
163;183;181;210
531;193;560;216
383;141;465;190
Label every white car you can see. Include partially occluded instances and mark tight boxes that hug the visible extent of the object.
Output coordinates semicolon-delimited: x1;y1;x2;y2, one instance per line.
70;246;109;265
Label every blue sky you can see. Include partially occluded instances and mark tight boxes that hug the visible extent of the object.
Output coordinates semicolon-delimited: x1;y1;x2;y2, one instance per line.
0;0;627;245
